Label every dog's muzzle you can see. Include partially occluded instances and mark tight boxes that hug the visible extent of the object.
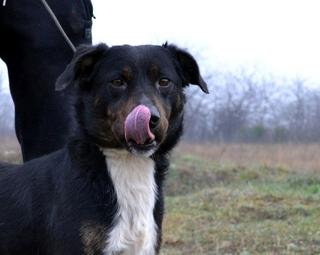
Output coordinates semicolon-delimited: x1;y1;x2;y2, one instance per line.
124;105;157;147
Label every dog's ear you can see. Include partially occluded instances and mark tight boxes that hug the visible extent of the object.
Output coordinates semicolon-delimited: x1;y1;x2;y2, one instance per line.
55;43;109;91
163;43;209;94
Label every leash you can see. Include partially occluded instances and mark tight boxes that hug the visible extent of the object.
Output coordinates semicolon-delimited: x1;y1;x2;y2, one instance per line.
40;0;76;52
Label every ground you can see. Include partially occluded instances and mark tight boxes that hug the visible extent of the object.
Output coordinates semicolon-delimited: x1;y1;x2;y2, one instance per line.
162;143;320;255
1;139;320;254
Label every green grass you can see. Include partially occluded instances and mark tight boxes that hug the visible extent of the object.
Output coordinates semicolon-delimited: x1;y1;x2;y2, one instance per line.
162;152;320;255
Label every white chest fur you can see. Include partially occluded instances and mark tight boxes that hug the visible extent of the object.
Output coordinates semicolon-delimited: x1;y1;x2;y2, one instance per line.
102;149;157;255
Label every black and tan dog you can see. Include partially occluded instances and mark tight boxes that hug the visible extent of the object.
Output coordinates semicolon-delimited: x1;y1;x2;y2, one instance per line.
0;43;208;255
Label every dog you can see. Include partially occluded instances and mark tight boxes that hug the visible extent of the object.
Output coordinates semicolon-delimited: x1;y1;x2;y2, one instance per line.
0;43;208;255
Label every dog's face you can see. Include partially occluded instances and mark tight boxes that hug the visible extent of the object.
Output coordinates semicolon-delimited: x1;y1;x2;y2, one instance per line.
56;43;208;156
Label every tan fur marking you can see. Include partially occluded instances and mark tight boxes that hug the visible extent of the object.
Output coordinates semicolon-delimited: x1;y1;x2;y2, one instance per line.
153;96;169;142
122;67;133;81
80;222;107;255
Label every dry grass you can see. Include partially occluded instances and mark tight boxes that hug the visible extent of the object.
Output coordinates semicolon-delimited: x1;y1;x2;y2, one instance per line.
178;142;320;173
1;139;319;172
162;143;320;255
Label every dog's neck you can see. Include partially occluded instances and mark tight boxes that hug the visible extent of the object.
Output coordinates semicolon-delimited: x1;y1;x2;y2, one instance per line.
101;149;157;255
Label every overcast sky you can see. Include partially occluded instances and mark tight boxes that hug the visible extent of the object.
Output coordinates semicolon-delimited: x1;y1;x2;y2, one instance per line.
1;0;320;91
92;0;320;84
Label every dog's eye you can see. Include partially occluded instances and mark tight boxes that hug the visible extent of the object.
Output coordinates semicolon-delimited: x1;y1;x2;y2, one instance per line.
110;79;126;88
158;78;171;87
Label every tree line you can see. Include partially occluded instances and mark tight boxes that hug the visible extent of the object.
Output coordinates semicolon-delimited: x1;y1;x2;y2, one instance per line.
184;69;320;143
1;68;320;143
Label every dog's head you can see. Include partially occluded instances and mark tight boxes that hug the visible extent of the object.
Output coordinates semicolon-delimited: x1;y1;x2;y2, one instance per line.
56;43;208;156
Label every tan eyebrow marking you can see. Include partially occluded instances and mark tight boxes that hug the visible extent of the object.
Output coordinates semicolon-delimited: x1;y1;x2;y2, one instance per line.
122;66;133;80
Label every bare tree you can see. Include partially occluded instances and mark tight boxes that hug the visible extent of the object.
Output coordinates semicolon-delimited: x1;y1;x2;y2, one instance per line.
183;67;320;143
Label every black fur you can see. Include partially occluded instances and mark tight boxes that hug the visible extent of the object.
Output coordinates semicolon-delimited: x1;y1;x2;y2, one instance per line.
0;43;208;254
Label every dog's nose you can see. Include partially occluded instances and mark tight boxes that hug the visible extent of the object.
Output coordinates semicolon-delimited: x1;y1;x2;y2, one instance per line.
149;108;160;130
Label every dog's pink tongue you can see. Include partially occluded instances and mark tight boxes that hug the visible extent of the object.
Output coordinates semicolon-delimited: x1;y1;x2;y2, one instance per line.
125;105;155;145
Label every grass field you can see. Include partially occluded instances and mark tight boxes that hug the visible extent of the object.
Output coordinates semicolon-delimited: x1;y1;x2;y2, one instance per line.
162;143;320;255
1;139;320;254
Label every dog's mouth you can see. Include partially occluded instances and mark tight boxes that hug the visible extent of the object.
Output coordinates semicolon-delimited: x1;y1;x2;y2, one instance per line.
124;105;158;156
126;139;157;156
